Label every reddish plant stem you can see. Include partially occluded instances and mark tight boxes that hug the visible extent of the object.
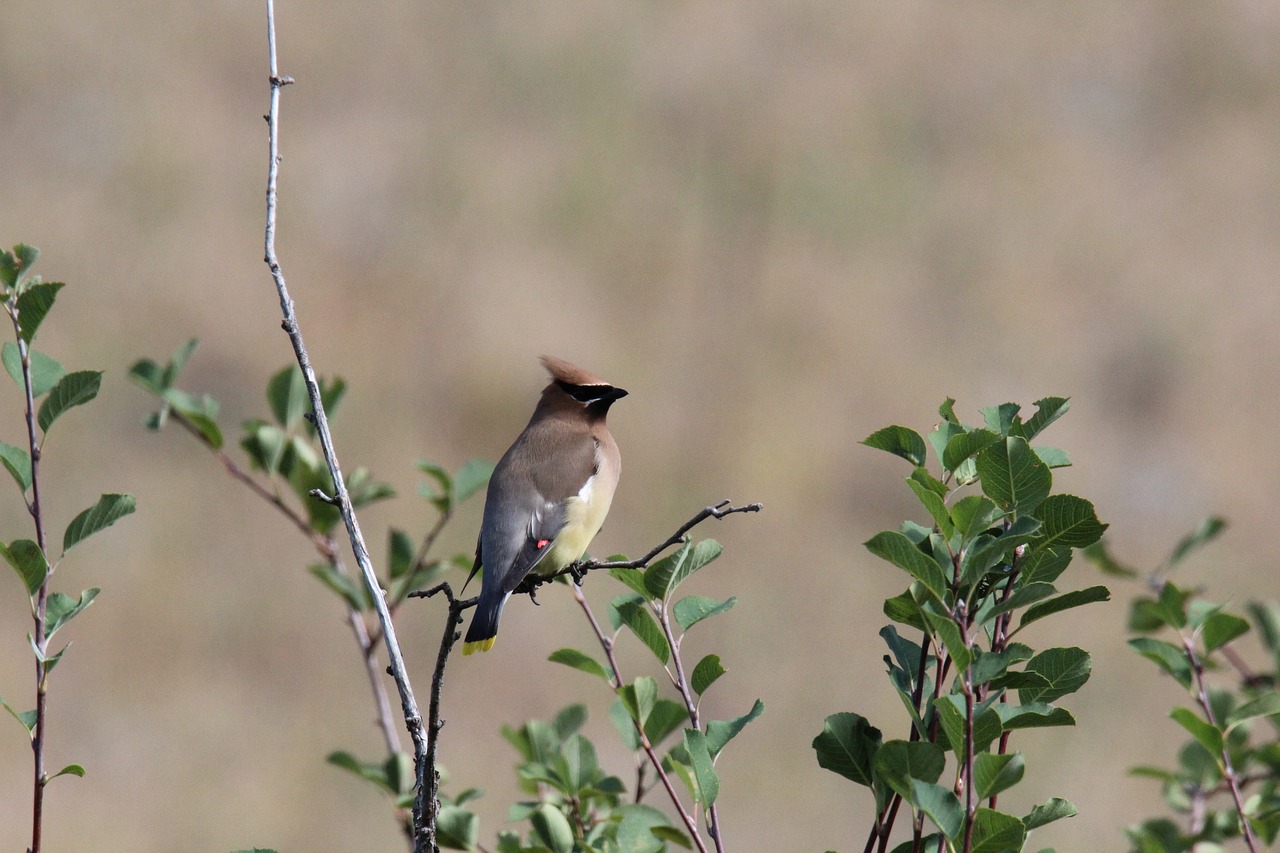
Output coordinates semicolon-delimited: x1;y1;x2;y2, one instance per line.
1183;634;1259;852
571;583;710;853
8;305;50;853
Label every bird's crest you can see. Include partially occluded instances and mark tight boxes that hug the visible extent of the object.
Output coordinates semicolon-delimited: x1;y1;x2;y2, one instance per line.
540;355;611;388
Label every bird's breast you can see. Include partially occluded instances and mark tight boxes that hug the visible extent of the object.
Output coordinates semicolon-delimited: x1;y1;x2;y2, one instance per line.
535;443;620;576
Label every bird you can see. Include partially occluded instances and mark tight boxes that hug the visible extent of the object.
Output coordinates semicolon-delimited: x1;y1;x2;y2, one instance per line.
462;356;627;655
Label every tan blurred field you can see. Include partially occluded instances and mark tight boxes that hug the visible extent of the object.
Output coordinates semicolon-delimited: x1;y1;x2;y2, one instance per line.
3;2;1280;851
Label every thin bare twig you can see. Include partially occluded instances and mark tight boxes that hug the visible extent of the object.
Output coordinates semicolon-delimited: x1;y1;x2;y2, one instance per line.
411;583;472;851
575;500;763;574
263;3;429;849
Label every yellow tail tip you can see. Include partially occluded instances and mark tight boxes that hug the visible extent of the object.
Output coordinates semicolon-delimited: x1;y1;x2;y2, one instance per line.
462;637;496;655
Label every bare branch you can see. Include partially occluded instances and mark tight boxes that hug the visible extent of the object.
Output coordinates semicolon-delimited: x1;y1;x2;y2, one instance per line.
263;3;429;848
410;583;470;852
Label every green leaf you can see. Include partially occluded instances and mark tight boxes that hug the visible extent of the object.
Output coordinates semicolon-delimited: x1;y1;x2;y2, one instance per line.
691;654;726;696
861;425;927;466
864;530;949;605
683;729;719;807
1226;693;1280;731
960;517;1042;587
37;370;102;432
1128;637;1192;688
609;698;641;751
529;802;574;853
558;732;598;791
47;763;85;782
969;808;1028;853
1020;397;1070;441
884;588;928;632
609;567;649;597
1023;797;1078;830
1033;446;1072;468
14;282;63;345
649;825;693;849
1248;601;1280;657
386;528;415;580
925;609;972;673
943;428;1000;473
812;712;882;786
451;458;494;504
346;467;395;510
881;626;926;685
911;779;964;840
875;739;945;797
3;343;67;397
907;470;952;537
164;389;223;448
705;699;764;758
1;243;39;287
644;539;722;601
44;588;99;640
1019;647;1091;704
163;338;200;386
552;703;587;741
1201;612;1249;654
985;582;1057;620
1170;707;1224;758
436;803;479;850
416;460;453;512
62;493;136;554
1017;586;1110;633
308;562;370;611
1018;546;1073;587
267;365;309;429
615;804;675;853
126;357;164;393
976;436;1051;515
1;697;38;735
1033;495;1108;551
317;375;346;424
548;648;612;683
614;599;670;664
1;539;49;595
673;595;738;632
929;417;964;471
643;699;689;747
1168;517;1226;567
327;750;400;793
974;753;1025;800
938;397;960;423
934;695;1003;755
951;495;1001;541
995;703;1076;730
0;441;32;492
619;677;658;729
982;403;1022;435
1082;540;1137;578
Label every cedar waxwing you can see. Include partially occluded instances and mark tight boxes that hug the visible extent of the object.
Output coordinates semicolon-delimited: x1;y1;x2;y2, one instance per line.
462;356;627;655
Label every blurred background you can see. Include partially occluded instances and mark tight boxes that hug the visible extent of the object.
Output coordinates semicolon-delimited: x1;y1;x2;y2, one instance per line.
2;2;1279;851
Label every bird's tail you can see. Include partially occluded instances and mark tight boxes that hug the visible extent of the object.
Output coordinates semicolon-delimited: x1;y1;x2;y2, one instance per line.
462;591;507;655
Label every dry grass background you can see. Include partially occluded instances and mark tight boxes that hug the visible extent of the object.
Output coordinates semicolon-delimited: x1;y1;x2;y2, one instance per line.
2;2;1279;851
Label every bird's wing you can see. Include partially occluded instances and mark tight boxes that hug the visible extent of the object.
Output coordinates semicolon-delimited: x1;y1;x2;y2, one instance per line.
498;499;566;594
